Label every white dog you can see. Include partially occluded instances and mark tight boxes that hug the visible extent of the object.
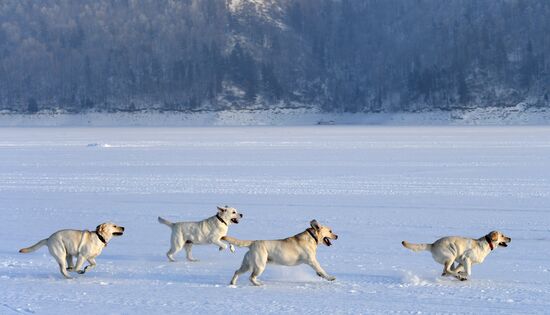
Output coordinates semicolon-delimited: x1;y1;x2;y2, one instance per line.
19;222;125;279
402;230;511;280
223;219;338;286
158;205;243;262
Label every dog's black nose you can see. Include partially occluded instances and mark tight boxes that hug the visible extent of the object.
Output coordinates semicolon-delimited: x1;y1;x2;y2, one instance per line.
240;214;243;218
121;227;125;231
334;235;338;239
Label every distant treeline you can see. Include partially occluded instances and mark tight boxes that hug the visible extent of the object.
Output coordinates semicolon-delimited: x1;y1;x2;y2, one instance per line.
0;0;548;113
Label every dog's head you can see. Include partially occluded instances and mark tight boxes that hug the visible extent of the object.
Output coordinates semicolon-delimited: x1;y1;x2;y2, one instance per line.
217;205;243;224
487;231;511;248
310;219;338;246
96;222;125;238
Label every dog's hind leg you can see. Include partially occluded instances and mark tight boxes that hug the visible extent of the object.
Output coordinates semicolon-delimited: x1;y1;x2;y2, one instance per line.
49;246;71;279
250;267;265;286
184;241;198;262
441;260;454;277
66;255;74;271
57;260;72;279
52;254;71;279
230;252;251;285
249;253;267;286
167;233;183;262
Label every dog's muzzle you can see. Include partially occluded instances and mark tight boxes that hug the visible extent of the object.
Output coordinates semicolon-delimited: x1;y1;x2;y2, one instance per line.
499;237;511;247
231;214;243;224
113;227;125;236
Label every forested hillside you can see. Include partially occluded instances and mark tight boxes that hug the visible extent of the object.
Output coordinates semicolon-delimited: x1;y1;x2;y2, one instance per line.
0;0;548;113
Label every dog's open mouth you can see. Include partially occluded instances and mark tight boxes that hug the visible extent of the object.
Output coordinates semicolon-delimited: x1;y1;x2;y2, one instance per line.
498;242;508;247
231;218;239;224
113;232;124;236
323;237;332;246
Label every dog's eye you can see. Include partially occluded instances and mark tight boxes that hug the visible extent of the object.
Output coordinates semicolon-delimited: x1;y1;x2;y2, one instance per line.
233;211;236;214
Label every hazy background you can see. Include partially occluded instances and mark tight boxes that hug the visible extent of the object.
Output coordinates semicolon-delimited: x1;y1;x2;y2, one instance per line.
0;0;548;113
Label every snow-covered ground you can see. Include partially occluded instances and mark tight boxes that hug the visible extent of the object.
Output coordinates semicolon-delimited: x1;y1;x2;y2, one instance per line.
1;126;549;314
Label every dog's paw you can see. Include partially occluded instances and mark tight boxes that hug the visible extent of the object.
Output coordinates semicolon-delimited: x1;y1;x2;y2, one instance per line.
77;270;85;274
457;272;469;281
230;244;235;253
66;267;74;271
455;273;468;281
326;275;336;281
219;246;224;251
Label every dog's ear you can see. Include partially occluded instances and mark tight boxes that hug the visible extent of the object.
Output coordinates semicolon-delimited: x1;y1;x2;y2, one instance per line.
217;206;226;212
310;220;321;231
490;231;499;242
95;225;101;232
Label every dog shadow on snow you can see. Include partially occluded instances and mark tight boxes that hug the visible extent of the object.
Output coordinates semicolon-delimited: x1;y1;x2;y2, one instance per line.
6;252;449;288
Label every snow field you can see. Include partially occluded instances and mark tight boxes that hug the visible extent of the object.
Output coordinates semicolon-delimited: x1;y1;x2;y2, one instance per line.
1;126;549;314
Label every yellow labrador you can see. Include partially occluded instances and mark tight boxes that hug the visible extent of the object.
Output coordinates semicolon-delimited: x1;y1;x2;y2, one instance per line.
223;219;338;286
19;222;125;279
158;205;243;262
402;231;511;280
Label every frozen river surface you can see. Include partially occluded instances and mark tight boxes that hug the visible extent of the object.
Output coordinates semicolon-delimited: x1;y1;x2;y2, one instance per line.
1;126;549;314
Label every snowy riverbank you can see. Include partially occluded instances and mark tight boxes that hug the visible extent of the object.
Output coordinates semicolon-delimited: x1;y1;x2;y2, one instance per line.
1;106;549;127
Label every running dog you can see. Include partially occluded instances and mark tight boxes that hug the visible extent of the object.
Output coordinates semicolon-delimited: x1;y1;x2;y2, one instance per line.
223;219;338;286
402;230;511;280
158;205;243;262
19;222;125;279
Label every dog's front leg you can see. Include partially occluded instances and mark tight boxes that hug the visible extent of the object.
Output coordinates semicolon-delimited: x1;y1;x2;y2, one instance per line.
83;257;97;273
221;237;236;252
442;260;467;281
308;259;336;281
451;262;464;273
458;259;472;281
212;238;228;251
75;256;87;274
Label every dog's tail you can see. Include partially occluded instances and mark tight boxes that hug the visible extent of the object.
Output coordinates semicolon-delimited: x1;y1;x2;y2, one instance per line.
222;236;253;248
402;240;432;252
158;216;174;227
19;239;48;253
